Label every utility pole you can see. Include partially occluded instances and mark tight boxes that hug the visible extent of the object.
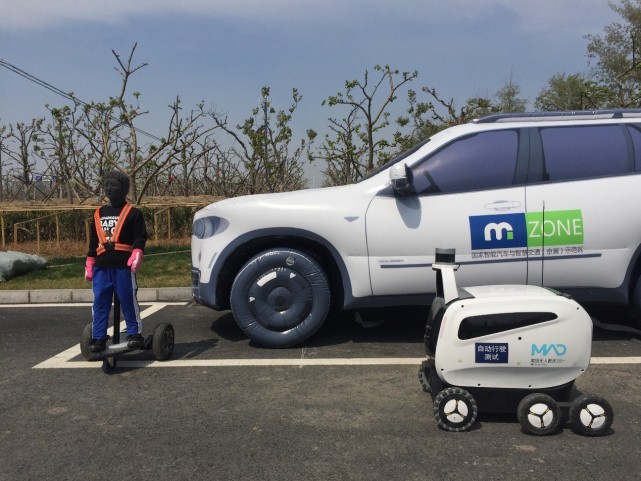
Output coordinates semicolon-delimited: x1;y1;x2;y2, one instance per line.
262;94;270;158
261;94;271;187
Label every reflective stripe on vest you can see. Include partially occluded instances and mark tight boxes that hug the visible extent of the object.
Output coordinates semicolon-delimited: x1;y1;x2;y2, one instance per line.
94;203;135;255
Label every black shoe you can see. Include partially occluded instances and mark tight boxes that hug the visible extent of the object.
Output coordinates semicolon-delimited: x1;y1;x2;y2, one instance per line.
89;339;106;353
126;334;145;349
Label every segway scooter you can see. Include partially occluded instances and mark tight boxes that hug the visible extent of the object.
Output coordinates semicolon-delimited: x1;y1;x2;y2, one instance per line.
80;293;175;373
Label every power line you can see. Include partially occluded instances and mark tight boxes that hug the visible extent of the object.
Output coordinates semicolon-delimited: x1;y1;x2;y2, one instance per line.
0;58;164;142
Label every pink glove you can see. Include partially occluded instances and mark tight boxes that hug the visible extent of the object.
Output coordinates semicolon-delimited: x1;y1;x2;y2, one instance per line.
127;248;144;272
84;256;96;281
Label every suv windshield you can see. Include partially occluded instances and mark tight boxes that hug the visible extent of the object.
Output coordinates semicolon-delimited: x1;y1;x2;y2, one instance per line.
357;138;430;183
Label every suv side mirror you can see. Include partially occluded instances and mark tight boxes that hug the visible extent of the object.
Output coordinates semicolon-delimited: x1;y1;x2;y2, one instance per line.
389;163;414;196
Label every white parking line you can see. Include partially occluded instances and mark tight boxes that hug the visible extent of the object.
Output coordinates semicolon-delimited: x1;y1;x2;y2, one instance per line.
12;302;641;369
33;356;641;369
590;356;641;364
36;357;428;369
0;302;187;308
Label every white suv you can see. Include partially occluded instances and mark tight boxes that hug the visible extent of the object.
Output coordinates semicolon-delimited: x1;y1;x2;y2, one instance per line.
191;110;641;347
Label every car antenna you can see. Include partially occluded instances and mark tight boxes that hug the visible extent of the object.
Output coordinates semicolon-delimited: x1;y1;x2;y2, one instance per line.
541;200;546;287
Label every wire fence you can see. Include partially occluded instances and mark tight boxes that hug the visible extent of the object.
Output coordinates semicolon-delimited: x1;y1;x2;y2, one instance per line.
1;202;208;257
0;174;63;202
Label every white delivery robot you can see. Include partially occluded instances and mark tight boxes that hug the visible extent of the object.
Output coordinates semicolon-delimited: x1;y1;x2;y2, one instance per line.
418;248;613;436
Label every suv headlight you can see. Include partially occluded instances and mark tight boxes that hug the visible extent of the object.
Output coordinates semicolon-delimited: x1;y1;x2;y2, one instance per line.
192;216;229;239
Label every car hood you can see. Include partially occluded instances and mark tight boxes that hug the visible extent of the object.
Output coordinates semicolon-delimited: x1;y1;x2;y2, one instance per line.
197;184;377;221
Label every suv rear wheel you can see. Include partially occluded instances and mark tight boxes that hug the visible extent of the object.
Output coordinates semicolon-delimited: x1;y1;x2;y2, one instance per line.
230;248;331;348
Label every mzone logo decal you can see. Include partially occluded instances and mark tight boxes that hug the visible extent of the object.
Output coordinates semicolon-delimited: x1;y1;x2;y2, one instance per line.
469;210;583;250
469;213;527;249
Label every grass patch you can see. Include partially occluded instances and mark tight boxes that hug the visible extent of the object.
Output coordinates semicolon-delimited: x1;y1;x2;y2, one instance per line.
0;244;191;290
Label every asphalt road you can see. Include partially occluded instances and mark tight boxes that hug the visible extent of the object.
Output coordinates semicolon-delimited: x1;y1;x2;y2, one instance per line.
1;302;640;481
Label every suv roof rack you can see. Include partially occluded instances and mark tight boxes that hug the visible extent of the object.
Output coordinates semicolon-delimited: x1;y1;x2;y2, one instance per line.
473;109;641;123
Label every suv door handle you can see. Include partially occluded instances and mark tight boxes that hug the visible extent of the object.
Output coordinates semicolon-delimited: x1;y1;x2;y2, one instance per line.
484;200;521;211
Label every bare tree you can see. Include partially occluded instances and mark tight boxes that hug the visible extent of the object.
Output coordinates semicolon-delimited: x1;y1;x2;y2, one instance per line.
320;65;419;181
37;103;94;202
64;44;219;202
208;86;314;195
316;107;368;186
2;118;44;199
0;124;6;201
77;97;126;199
131;98;219;203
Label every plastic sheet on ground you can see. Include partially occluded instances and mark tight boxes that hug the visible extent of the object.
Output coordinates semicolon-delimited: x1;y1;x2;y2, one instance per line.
0;251;47;282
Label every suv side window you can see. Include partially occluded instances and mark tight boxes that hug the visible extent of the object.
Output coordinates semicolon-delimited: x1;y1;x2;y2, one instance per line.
411;130;519;195
539;125;630;181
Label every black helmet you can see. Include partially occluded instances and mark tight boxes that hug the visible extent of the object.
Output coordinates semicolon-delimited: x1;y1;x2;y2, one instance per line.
103;169;130;197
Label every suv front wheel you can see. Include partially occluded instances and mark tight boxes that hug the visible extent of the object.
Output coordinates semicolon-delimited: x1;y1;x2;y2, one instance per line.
230;248;331;348
632;274;641;323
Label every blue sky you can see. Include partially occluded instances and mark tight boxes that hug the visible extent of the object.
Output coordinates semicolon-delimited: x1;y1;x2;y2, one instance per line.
0;0;622;149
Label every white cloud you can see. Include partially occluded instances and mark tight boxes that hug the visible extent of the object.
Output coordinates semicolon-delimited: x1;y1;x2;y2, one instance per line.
0;0;336;29
0;0;620;33
496;0;619;35
371;0;618;36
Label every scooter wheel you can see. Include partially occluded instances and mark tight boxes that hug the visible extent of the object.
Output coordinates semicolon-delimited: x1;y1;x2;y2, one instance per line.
517;393;561;435
569;394;613;436
433;387;477;432
101;357;117;373
80;323;95;361
152;323;175;361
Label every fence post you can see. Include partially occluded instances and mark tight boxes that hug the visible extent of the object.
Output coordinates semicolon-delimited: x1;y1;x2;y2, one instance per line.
55;215;60;247
0;216;4;250
167;208;172;241
153;210;159;242
85;218;91;249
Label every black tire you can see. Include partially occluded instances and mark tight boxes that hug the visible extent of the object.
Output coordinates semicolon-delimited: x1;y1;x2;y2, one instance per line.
433;387;477;432
418;361;431;393
152;323;175;361
517;393;561;435
230;249;331;348
569;394;613;436
631;275;641;323
80;323;95;361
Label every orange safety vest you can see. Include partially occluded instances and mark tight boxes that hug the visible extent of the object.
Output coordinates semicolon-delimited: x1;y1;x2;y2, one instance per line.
94;203;135;255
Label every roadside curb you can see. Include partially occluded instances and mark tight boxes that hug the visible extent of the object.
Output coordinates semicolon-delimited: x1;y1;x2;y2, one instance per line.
0;287;192;304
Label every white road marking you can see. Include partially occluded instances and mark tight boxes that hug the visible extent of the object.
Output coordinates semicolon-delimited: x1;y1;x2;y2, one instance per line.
0;302;187;308
2;303;95;308
33;356;641;369
590;356;641;364
8;302;639;369
37;358;427;369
